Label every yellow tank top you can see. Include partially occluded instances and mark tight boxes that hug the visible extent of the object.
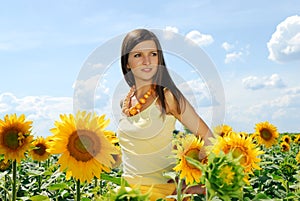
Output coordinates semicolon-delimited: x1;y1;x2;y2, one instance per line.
117;98;176;185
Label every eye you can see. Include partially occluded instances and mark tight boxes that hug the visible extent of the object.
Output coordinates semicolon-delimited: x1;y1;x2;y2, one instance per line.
151;51;158;57
133;53;141;58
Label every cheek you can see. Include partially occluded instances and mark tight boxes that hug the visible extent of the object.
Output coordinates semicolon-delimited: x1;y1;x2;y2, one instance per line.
128;59;142;68
151;57;159;64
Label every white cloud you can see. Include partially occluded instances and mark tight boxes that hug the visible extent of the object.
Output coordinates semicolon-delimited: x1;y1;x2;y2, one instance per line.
0;93;17;112
163;26;179;40
223;42;249;64
224;51;243;64
267;15;300;63
242;76;264;90
185;30;214;46
285;86;300;94
73;75;110;110
178;79;212;107
242;74;285;90
265;74;286;88
222;42;234;51
225;91;300;132
225;104;252;126
162;27;214;46
249;93;300;117
0;92;73;137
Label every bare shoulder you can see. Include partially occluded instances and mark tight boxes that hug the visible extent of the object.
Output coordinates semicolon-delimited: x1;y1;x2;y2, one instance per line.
163;88;175;102
163;88;180;116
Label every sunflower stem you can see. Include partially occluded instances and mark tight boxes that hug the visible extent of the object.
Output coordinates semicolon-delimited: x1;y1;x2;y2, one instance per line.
258;145;266;192
176;178;183;201
38;162;41;192
4;174;8;200
94;177;98;187
12;160;17;201
46;158;50;168
76;179;81;201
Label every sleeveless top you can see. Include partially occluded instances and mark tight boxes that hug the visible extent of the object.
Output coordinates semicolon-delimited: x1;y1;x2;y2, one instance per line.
117;98;176;185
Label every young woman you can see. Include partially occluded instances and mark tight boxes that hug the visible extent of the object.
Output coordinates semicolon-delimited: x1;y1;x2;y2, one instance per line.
117;29;213;200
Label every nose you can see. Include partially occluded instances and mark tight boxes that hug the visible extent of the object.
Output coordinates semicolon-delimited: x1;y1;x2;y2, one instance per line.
142;55;150;65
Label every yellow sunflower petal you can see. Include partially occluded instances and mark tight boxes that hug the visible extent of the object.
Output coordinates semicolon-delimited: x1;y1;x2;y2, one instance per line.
0;113;33;163
48;111;120;183
254;121;279;148
29;136;51;162
173;134;204;185
296;151;300;163
213;124;233;137
281;135;291;144
212;131;263;174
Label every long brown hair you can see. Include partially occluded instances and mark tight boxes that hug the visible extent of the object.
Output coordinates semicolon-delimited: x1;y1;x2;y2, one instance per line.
121;29;184;115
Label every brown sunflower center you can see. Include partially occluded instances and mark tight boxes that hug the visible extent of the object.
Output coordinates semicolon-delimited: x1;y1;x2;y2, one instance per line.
260;128;272;141
67;130;100;162
186;148;199;169
3;130;20;150
281;144;289;152
34;143;47;156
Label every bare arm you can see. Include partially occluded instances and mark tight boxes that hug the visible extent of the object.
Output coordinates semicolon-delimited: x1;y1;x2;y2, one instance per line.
164;89;214;146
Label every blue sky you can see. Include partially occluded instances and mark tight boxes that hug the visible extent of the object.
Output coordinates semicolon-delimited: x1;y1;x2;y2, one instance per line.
0;0;300;137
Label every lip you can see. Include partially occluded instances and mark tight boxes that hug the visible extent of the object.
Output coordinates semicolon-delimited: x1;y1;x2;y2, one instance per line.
141;68;152;72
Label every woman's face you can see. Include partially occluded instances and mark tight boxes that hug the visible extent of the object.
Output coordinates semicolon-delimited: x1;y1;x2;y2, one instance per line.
127;40;158;84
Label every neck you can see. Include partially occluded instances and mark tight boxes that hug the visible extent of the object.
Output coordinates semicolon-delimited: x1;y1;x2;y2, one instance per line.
134;81;153;99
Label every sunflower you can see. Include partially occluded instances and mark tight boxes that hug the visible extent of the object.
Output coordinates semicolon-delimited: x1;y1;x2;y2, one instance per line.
29;137;51;162
212;131;263;175
0;157;11;171
103;130;119;145
254;121;279;148
47;111;120;183
204;151;245;201
281;135;291;144
239;132;250;139
173;134;204;185
213;124;233;137
294;134;300;144
280;157;298;180
173;130;185;140
280;141;290;152
103;130;123;168
0;114;33;163
219;165;235;185
296;151;300;163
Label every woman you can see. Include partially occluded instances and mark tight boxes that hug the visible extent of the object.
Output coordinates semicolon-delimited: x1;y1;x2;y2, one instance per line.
117;29;213;200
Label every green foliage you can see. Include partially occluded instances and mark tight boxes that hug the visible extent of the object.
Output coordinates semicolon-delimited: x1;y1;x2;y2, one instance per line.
243;133;300;200
0;133;299;200
97;178;150;201
0;154;124;200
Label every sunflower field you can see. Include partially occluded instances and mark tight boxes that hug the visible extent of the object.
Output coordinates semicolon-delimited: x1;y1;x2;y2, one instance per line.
0;113;299;201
